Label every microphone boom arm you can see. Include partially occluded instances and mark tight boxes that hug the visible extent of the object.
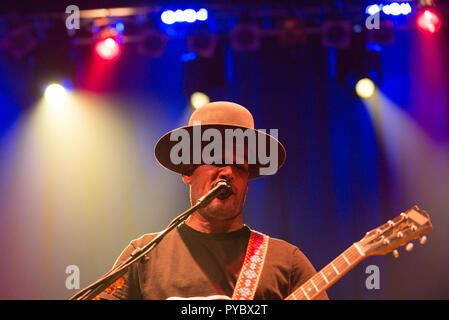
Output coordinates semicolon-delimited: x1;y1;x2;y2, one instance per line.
69;180;231;300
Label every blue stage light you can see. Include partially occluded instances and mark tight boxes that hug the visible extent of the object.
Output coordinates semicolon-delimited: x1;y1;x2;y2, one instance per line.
161;8;208;24
161;10;176;25
183;9;197;23
366;2;412;16
366;4;381;16
196;8;208;21
383;2;412;16
181;52;197;62
115;21;125;33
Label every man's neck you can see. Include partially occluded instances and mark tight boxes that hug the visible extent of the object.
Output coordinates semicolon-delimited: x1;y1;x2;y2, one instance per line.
185;212;244;234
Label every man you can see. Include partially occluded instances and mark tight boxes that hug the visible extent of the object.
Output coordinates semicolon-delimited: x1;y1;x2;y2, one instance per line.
99;101;328;300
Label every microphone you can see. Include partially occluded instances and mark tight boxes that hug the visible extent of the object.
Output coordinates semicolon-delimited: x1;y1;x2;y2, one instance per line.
195;179;232;208
213;179;233;200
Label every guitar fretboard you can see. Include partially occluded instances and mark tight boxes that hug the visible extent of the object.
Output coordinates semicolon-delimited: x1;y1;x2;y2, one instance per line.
286;243;365;300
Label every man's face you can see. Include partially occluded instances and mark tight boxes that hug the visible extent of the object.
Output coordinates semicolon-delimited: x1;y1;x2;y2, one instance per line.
182;162;249;222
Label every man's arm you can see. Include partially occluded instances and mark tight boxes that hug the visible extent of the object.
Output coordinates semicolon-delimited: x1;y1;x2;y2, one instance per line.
98;235;155;300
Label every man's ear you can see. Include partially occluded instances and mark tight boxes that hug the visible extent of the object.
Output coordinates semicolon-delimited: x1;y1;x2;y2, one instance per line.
182;174;192;185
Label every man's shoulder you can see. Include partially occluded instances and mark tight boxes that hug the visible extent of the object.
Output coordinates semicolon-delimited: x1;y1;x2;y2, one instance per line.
112;232;162;269
128;232;160;249
250;229;302;253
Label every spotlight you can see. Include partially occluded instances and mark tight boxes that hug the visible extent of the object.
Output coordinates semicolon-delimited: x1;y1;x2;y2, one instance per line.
416;8;442;34
181;52;197;62
322;21;351;49
0;26;38;59
187;32;217;58
44;83;67;103
95;37;121;60
355;78;375;98
161;8;208;25
366;4;381;16
190;92;210;110
382;2;413;16
278;17;306;47
366;3;413;16
115;20;125;34
230;24;261;51
367;20;395;50
138;29;168;58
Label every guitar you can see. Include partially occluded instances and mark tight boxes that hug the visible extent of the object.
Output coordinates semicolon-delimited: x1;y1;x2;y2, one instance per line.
285;205;433;300
95;205;432;300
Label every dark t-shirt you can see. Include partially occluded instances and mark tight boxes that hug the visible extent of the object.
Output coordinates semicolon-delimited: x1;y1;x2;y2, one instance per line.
99;222;328;300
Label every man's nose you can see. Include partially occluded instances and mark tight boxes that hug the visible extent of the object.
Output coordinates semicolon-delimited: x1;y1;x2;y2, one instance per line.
218;165;234;180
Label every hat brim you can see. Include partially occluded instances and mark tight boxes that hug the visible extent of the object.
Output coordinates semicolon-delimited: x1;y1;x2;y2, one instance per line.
154;124;286;180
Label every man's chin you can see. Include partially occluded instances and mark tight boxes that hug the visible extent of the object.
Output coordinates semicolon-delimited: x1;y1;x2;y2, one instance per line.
200;200;240;220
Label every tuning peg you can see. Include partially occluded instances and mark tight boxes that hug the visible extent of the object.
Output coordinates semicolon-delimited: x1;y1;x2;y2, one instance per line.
405;243;414;252
393;249;399;258
419;235;427;245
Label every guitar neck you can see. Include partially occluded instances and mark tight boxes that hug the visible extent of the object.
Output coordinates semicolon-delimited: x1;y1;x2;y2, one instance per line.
285;243;366;300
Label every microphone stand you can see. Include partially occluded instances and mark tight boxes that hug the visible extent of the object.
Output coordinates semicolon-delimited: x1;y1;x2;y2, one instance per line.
69;181;231;300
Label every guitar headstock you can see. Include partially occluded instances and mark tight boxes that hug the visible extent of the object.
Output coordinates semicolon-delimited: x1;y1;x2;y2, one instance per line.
357;206;432;256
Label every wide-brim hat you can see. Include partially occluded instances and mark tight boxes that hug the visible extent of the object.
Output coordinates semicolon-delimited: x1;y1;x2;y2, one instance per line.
154;101;286;179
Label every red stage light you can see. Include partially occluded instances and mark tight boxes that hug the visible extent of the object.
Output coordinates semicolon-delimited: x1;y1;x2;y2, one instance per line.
416;9;442;34
95;37;121;60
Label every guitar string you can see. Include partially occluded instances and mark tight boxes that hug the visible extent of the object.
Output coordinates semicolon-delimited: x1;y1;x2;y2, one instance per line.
287;245;363;300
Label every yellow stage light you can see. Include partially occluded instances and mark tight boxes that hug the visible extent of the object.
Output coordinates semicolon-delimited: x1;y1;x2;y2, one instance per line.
190;92;210;110
44;83;67;103
355;78;375;99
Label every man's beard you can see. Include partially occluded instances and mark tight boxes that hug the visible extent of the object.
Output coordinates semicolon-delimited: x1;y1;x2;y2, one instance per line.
199;198;241;221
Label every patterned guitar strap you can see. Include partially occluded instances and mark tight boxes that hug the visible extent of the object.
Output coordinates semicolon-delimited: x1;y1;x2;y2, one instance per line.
231;230;270;300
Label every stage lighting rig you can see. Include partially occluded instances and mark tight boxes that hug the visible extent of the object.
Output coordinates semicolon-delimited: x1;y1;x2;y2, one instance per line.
137;29;168;58
92;18;124;60
367;20;395;51
278;17;306;47
187;32;217;58
0;25;38;60
229;23;261;51
321;20;352;49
